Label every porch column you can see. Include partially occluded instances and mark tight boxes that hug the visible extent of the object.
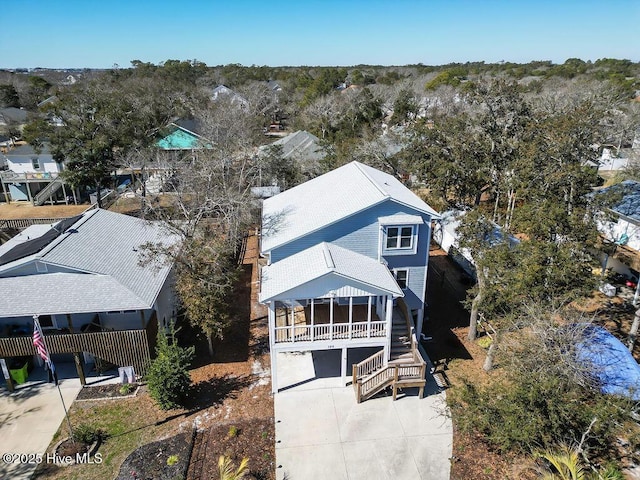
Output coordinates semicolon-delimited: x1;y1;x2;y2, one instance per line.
268;302;278;393
26;182;33;204
417;308;424;343
341;347;348;386
329;297;334;340
289;304;295;342
367;296;372;338
385;296;394;361
139;310;146;329
310;299;315;341
1;180;8;203
348;297;353;340
62;183;68;205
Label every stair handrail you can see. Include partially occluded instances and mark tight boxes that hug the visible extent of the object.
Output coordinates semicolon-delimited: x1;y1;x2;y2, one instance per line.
34;176;65;205
352;348;385;386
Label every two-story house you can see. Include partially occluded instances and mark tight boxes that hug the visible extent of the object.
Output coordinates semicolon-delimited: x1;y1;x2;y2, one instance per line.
0;142;72;205
260;161;440;398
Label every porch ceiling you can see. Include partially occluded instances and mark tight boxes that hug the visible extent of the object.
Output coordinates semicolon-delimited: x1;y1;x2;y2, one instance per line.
260;243;402;303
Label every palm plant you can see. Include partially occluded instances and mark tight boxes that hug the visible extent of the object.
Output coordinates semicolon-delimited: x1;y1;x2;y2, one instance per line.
218;455;249;480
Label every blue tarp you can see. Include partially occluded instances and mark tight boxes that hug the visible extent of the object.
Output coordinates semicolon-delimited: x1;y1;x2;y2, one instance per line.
575;324;640;401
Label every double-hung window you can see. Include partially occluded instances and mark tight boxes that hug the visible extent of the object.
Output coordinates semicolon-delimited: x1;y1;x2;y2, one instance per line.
394;269;409;289
386;226;414;250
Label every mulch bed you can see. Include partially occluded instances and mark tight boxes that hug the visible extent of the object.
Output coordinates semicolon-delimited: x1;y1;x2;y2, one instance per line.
116;431;194;480
75;383;140;401
188;418;275;480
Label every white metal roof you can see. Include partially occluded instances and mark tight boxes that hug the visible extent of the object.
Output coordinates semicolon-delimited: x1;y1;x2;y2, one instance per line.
259;242;402;302
261;161;440;253
378;214;424;226
0;209;179;317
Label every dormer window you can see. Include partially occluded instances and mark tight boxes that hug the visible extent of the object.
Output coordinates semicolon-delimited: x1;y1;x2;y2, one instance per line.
31;158;40;170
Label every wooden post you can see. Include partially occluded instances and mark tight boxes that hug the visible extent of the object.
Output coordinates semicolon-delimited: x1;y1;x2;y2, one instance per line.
1;180;8;203
73;353;86;386
1;358;15;392
26;182;33;204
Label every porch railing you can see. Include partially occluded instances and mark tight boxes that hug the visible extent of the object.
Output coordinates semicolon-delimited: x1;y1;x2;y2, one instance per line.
274;320;386;343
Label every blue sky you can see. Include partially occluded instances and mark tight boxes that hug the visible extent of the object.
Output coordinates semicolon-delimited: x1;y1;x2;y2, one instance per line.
1;0;639;68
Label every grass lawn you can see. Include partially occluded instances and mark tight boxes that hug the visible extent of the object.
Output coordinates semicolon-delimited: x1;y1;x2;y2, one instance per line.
34;388;189;480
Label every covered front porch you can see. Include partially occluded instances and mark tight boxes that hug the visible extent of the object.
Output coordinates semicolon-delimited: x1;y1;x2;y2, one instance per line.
260;242;404;393
273;298;387;343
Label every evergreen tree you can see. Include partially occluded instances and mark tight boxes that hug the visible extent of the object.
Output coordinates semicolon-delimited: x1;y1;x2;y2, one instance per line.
147;324;195;410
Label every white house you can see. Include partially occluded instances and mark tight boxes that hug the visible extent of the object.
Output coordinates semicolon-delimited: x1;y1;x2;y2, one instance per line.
0;142;71;205
595;180;640;296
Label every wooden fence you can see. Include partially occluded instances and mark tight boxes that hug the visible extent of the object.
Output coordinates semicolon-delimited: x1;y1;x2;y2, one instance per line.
0;217;72;230
0;329;152;376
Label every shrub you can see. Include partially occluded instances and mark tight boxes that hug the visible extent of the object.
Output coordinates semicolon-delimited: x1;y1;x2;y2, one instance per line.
228;426;239;437
146;324;195;410
72;423;103;444
166;454;179;466
119;383;134;395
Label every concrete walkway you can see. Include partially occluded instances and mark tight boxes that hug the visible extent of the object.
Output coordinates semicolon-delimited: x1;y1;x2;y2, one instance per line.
274;350;453;480
0;362;119;480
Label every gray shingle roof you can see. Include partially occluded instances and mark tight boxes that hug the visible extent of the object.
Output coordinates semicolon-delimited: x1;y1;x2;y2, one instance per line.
260;130;325;162
0;209;179;317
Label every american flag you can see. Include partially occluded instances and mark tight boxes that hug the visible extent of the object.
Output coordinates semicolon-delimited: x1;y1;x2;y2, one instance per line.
33;315;55;376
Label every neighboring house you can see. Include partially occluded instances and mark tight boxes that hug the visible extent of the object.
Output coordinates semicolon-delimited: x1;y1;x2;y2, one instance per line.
433;209;520;279
155;119;212;151
0;107;28;131
257;130;325;178
0;142;72;205
267;80;282;92
260;161;440;394
0;209;178;385
597;147;632;173
211;85;249;109
595;180;640;281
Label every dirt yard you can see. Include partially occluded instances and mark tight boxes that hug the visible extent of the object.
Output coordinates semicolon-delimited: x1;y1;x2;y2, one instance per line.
0;202;88;219
34;233;275;480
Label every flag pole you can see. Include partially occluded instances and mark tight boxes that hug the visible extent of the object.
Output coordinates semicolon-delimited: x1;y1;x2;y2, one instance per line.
33;315;74;441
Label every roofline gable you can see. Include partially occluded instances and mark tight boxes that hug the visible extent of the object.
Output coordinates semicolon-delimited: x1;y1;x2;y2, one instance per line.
261;198;437;255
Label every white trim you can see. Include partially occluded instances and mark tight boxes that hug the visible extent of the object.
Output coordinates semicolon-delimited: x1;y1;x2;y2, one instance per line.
382;225;418;256
392;268;409;290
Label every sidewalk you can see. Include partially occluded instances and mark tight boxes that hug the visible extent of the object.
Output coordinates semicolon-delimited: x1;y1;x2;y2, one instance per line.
0;362;119;480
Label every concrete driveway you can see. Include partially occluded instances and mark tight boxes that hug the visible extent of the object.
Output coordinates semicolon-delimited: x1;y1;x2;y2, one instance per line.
0;362;117;480
274;350;453;480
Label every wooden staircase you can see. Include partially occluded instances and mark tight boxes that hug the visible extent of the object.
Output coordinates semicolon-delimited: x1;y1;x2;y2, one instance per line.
352;303;427;403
